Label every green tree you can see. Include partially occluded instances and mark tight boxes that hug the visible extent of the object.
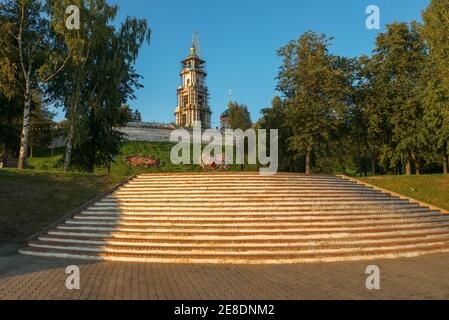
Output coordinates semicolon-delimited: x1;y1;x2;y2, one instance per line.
69;8;150;173
47;1;150;173
131;109;142;122
277;31;350;175
356;54;395;176
0;94;22;165
259;96;299;172
369;22;427;175
0;9;21;165
47;0;94;172
422;0;449;174
0;0;69;169
228;101;252;130
29;102;55;157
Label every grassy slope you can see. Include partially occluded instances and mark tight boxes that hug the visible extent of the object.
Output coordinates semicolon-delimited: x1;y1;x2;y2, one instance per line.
0;170;122;245
361;175;449;211
29;141;259;176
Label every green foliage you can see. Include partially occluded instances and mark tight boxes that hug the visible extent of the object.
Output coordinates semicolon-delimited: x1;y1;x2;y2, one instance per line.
228;101;252;130
2;0;448;177
29;103;55;153
367;22;427;174
45;0;151;173
131;109;143;122
264;12;447;176
259;96;303;172
421;0;449;171
0;0;67;169
276;31;352;174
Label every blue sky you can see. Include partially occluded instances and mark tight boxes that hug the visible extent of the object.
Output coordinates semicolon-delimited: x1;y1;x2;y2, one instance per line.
104;0;430;127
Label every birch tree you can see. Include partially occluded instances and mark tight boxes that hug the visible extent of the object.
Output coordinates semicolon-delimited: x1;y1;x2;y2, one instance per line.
0;0;69;169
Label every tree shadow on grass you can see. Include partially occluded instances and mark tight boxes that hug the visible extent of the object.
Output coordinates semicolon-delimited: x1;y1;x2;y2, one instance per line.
0;170;122;292
0;170;118;247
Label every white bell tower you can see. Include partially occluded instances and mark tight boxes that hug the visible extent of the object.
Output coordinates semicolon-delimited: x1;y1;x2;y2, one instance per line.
174;33;212;128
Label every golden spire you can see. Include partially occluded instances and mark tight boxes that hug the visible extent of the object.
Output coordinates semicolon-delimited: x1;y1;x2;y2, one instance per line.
190;32;196;56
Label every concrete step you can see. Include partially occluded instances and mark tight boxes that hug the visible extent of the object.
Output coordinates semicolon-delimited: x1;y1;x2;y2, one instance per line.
92;199;408;207
19;243;449;264
103;196;394;204
65;216;449;228
101;192;400;202
82;204;426;213
112;190;381;195
55;221;449;234
79;207;433;216
134;173;338;179
27;237;449;255
20;173;449;264
118;185;372;191
124;182;360;188
36;229;449;246
127;177;354;182
72;212;444;222
48;223;449;240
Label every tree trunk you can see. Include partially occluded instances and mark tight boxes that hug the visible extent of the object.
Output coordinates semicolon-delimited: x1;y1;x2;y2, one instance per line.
405;155;412;176
305;148;311;176
64;81;81;172
370;155;376;176
18;84;32;170
1;144;8;165
87;136;96;173
87;111;96;174
412;152;420;176
443;155;448;175
64;123;75;172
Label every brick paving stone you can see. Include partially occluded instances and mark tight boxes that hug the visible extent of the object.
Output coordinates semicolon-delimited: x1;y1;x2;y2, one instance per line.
1;253;449;300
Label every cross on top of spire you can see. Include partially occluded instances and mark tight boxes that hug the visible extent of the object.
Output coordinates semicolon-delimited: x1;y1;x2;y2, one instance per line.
190;31;200;57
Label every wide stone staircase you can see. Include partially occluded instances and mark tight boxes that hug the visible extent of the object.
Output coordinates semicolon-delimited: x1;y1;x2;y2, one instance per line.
19;173;449;264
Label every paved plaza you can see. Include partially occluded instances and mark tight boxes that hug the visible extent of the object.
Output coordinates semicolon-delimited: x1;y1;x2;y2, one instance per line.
1;245;449;300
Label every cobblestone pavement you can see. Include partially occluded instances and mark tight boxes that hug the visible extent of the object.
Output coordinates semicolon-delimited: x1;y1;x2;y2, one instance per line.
1;250;449;300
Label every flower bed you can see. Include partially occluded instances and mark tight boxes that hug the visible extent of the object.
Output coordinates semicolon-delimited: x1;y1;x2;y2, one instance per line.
126;156;160;168
200;154;229;172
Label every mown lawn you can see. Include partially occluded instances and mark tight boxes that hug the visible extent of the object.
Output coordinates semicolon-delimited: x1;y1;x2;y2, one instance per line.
360;174;449;211
0;170;123;245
